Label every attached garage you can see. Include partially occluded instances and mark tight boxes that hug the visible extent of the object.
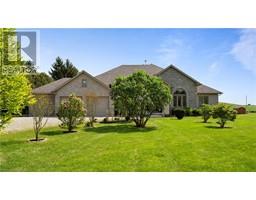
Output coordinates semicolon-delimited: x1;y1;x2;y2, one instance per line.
94;96;109;117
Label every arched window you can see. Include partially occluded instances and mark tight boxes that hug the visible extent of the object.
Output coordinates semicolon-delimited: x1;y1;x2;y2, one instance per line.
173;88;187;107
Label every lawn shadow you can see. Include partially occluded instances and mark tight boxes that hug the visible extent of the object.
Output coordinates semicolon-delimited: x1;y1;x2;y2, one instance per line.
205;125;233;129
41;130;66;136
0;140;26;147
195;121;214;124
85;124;157;134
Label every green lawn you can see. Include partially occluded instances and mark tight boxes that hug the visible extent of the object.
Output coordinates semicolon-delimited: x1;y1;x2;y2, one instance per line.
222;102;256;112
1;114;256;172
245;105;256;112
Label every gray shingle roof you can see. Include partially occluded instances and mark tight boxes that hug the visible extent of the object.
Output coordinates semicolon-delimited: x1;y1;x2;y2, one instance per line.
197;84;222;94
32;78;71;94
32;64;222;96
95;64;163;85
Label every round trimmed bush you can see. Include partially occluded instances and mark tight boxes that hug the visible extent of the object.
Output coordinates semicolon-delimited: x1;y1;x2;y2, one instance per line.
192;109;201;116
174;108;185;120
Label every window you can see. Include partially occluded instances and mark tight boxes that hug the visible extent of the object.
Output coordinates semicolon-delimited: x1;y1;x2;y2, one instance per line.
173;88;187;108
199;96;209;106
82;79;87;87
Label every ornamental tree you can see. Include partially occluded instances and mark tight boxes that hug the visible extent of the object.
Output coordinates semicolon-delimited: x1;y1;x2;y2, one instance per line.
57;94;86;132
200;104;212;123
30;95;53;141
111;71;172;128
212;103;237;128
0;28;34;129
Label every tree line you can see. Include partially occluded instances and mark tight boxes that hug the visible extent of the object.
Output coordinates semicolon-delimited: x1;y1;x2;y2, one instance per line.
26;56;79;89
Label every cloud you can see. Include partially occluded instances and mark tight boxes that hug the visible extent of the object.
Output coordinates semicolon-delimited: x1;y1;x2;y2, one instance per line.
208;62;218;72
231;29;256;74
156;37;189;66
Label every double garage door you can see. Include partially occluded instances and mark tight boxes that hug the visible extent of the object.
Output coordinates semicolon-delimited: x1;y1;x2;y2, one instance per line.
60;96;109;117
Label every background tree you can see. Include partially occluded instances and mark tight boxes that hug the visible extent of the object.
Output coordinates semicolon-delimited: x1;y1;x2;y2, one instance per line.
212;103;237;128
30;95;53;141
111;71;172;128
200;104;212;123
24;61;53;88
49;57;79;80
57;94;86;132
0;28;34;129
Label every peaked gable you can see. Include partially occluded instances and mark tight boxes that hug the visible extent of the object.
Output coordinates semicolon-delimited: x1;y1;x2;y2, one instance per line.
55;70;110;92
32;70;109;95
157;64;201;85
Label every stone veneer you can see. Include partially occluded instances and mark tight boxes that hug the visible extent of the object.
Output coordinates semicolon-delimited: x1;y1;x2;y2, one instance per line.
158;67;199;114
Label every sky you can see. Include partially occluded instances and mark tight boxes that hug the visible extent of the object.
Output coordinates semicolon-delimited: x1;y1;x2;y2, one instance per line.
28;28;256;105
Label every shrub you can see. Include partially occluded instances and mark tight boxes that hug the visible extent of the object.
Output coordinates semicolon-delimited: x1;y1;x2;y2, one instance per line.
200;104;212;123
85;121;92;127
212;103;237;128
174;108;185;120
57;94;86;132
103;117;109;123
235;107;247;114
184;107;192;116
192;109;201;116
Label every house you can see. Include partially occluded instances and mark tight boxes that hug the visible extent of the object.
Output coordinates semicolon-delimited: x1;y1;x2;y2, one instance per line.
31;64;222;116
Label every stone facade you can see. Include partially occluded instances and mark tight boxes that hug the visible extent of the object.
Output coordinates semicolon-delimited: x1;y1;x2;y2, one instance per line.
158;67;199;114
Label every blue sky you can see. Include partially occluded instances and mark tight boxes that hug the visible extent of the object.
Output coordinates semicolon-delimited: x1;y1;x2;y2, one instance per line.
33;28;256;105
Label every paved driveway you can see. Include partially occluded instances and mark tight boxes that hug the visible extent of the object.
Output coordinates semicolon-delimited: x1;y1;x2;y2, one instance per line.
4;117;61;133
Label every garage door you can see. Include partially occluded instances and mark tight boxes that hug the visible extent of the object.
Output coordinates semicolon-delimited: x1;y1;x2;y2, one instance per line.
95;96;109;117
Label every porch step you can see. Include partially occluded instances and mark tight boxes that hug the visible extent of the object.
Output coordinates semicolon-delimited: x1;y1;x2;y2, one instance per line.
151;112;163;118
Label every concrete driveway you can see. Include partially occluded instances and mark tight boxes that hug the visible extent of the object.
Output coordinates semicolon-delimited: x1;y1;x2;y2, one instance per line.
4;117;61;133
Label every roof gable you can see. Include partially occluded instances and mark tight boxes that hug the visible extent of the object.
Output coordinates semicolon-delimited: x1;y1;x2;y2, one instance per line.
55;70;110;92
157;64;201;85
33;70;109;95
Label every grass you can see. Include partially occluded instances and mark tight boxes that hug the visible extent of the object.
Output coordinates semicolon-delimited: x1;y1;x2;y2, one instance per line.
1;114;256;172
245;105;256;112
222;102;256;112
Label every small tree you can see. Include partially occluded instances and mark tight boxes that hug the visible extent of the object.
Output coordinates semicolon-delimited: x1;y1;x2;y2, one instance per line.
57;94;86;132
111;71;172;128
30;96;52;141
212;103;237;128
200;104;212;123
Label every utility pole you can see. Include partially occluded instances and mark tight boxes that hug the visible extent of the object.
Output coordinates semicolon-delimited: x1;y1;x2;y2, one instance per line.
246;96;247;106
